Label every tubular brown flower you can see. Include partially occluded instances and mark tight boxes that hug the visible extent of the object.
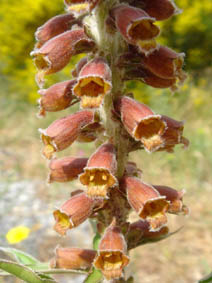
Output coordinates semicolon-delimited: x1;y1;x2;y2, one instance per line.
111;4;160;54
114;96;166;152
79;143;117;198
53;192;94;235
73;57;112;108
48;156;88;183
50;247;96;270
153;185;189;215
94;219;130;280
39;110;94;159
121;176;169;231
38;79;77;117
35;13;76;48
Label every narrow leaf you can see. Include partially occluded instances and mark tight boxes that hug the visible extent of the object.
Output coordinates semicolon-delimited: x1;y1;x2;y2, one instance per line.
199;272;212;283
0;259;44;283
84;268;102;283
0;247;40;265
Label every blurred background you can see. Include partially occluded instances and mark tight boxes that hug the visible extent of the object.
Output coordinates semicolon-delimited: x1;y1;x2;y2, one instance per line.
0;0;212;282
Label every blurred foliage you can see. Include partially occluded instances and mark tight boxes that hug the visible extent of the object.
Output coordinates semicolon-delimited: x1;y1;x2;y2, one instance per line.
160;0;212;73
0;0;211;103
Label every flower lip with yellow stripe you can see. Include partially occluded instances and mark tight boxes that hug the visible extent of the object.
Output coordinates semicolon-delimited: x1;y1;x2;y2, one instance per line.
120;176;169;231
53;192;94;236
114;96;167;153
39;110;94;159
111;4;160;55
73;57;112;108
79;143;117;198
94;219;130;280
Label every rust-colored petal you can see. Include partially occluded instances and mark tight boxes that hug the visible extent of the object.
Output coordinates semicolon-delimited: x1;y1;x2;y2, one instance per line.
153;185;189;215
48;157;88;183
94;219;129;280
39;110;94;159
51;247;96;270
73;57;112;108
121;176;169;231
53;192;94;235
38;79;77;117
112;4;160;54
35;13;76;47
79;143;117;198
114;96;166;152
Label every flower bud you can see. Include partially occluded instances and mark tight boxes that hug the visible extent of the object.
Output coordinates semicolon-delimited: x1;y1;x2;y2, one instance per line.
129;0;180;21
48;157;88;183
153;185;189;215
50;247;96;270
31;29;94;87
159;115;189;152
39;110;94;159
53;192;94;235
73;57;112;108
127;220;169;249
111;4;160;55
114;96;166;152
94;219;130;280
142;46;186;82
121;176;169;231
35;13;76;48
38;80;77;117
79;143;118;198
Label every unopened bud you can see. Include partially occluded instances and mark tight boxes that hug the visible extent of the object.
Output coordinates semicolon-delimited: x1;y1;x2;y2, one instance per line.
94;219;130;280
79;143;117;198
121;176;169;231
114;96;166;152
73;57;112;108
51;247;96;270
39;110;94;159
48;157;88;183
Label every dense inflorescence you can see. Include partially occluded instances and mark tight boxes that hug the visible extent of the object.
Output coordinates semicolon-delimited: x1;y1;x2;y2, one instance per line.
31;0;189;281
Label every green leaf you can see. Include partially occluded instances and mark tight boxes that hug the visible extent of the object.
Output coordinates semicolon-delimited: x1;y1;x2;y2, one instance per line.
93;233;101;251
0;259;49;283
199;272;212;283
0;247;40;265
84;268;102;283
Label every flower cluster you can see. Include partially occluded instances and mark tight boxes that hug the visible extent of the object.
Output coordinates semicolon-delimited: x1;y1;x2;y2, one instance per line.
32;0;189;281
